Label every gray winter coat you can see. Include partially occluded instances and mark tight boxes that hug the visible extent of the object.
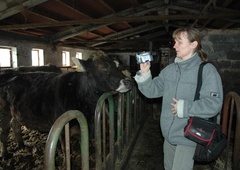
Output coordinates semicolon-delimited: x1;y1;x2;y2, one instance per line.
134;53;223;146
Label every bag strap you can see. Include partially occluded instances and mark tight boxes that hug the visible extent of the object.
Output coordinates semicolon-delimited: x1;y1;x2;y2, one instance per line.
194;62;218;123
194;62;208;101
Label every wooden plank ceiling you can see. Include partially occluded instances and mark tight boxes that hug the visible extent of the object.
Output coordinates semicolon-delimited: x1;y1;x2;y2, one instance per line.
0;0;239;52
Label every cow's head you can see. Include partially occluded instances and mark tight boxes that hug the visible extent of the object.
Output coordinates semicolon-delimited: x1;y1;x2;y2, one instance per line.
72;51;131;93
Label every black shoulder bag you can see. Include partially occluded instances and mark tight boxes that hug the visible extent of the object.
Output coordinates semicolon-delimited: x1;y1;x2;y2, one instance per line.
184;62;227;162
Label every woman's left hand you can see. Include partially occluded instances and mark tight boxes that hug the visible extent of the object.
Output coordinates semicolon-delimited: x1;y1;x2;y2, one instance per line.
170;98;178;116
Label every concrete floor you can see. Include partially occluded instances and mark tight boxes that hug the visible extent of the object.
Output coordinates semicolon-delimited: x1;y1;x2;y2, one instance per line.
125;115;225;170
126;117;163;170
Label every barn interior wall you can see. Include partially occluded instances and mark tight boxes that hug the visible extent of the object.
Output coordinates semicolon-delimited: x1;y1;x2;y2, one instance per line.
0;38;95;67
0;29;240;96
201;29;240;96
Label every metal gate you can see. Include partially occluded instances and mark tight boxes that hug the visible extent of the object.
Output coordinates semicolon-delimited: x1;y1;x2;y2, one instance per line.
221;91;240;170
44;85;148;169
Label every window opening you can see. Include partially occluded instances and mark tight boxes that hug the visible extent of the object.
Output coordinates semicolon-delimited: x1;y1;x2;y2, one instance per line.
32;48;44;66
62;51;70;66
76;52;83;60
0;46;17;68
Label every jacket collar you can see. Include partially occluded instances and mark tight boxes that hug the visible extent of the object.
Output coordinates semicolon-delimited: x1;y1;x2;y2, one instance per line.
174;53;202;70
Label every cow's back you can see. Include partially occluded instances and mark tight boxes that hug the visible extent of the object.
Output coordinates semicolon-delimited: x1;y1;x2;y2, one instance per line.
5;71;94;132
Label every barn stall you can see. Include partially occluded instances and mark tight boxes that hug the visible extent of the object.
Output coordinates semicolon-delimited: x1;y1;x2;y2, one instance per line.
0;0;240;170
0;83;149;169
1;88;240;170
44;86;148;170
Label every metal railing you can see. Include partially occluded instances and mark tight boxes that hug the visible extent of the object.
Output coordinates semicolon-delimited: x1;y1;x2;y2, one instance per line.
94;85;147;170
44;110;89;170
44;85;147;170
221;91;240;170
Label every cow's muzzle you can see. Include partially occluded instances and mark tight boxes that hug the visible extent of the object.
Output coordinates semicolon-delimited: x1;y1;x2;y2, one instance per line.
116;78;132;93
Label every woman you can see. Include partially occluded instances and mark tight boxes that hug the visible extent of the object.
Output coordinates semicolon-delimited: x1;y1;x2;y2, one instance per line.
134;27;223;170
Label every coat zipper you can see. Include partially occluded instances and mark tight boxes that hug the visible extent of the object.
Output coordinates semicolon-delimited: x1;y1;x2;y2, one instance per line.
167;63;181;141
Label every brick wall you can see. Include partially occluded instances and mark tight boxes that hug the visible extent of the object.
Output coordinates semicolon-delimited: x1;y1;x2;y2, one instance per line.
201;29;240;96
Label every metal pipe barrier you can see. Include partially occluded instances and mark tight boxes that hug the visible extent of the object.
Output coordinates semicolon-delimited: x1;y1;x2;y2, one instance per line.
43;85;149;170
94;92;115;169
44;110;89;170
94;85;147;170
221;91;240;170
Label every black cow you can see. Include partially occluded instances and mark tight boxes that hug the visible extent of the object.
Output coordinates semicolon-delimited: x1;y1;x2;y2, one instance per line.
0;64;62;74
0;51;131;158
14;64;62;73
0;64;62;158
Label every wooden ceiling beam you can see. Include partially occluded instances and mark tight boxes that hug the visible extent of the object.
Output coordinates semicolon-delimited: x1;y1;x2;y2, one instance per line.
0;13;239;31
48;0;163;41
191;0;217;27
90;22;163;47
0;0;47;20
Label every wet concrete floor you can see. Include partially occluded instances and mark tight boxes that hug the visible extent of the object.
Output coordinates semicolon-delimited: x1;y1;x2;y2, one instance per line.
126;115;225;170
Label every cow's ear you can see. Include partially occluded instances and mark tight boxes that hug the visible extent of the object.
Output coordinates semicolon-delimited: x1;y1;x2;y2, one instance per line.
71;57;86;72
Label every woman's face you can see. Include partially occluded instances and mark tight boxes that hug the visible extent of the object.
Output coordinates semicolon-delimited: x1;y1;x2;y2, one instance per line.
173;31;197;60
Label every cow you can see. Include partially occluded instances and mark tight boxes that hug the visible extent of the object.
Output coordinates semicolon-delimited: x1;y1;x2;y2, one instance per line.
0;64;63;158
0;51;132;158
14;64;62;73
0;64;62;74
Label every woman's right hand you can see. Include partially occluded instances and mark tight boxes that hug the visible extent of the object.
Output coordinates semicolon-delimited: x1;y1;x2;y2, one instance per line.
140;61;151;74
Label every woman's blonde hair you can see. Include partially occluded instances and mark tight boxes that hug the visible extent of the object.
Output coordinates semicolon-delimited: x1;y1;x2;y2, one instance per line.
172;27;208;61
